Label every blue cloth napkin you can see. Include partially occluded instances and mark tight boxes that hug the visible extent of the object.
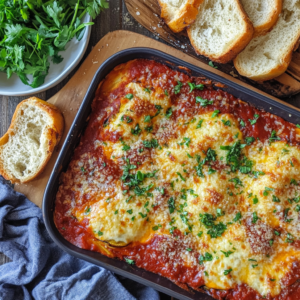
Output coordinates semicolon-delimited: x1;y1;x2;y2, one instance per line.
0;177;160;300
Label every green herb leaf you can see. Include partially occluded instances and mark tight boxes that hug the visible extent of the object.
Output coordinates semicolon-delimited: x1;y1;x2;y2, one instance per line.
174;81;183;94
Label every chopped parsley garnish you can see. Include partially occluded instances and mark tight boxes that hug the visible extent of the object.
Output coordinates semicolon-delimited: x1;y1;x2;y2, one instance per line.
174;81;183;94
165;108;172;118
222;120;231;126
295;205;300;212
114;210;118;214
84;207;91;215
127;209;133;214
196;119;204;128
179;137;191;147
131;124;142;135
240;120;245;127
144;115;151;123
164;90;169;96
233;212;242;222
81;167;86;173
188;82;204;92
224;268;233;275
252;264;258;269
120;138;131;151
291;179;298;185
229;177;243;188
253;195;259;204
272;195;280;203
252;212;259;224
139;212;147;218
143;139;159;148
204;271;209;277
263;187;274;196
269;239;274;246
216;208;224;217
125;258;135;265
199;213;227;238
249;114;259;125
186;248;192;252
168;197;175;214
197;231;203;237
152;224;162;231
252;170;265;178
248;259;257;262
284;208;293;223
125;93;134;100
269;130;281;143
274;230;280;236
195;96;213;107
177;172;186;182
187;152;193;158
145;125;153;133
169;226;177;235
131;216;135;221
208;167;216;175
97;231;103;236
245;137;255;145
199;252;213;264
212;110;220;118
286;233;294;243
209;61;217;68
121;115;133;123
144;87;151;93
221;250;234;257
220;141;253;174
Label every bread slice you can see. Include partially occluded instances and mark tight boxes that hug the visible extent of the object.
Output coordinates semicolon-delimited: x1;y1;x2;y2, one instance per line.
234;0;300;81
158;0;204;33
0;97;64;184
187;0;254;64
240;0;282;37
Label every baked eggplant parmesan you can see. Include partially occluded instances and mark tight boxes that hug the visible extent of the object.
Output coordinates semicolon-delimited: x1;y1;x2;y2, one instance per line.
54;59;300;299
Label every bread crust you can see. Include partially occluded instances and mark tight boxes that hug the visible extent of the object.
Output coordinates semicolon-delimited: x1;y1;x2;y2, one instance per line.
187;0;254;64
158;0;204;33
252;0;283;37
234;47;293;81
0;97;64;184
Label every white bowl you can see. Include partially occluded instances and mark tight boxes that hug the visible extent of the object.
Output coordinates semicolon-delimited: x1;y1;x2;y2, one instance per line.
0;14;92;96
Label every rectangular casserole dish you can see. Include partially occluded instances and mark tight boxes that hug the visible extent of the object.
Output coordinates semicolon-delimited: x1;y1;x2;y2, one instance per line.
43;48;300;300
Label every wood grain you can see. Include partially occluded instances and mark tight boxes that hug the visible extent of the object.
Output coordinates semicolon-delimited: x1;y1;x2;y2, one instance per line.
14;29;300;208
124;0;300;98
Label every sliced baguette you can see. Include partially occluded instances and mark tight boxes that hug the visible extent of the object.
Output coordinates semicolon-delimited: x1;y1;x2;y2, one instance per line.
187;0;254;63
0;97;64;184
234;0;300;81
158;0;204;33
240;0;282;37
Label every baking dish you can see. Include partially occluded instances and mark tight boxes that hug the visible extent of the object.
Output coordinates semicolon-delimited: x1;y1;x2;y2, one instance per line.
43;48;300;300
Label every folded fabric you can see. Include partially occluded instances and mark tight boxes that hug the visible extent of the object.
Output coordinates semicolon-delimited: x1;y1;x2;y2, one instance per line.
0;177;160;300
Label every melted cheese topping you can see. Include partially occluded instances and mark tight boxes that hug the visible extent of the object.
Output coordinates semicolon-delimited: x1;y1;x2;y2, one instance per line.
55;60;300;298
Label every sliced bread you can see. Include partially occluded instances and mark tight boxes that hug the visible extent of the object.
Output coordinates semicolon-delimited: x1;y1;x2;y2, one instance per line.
240;0;282;37
234;0;300;81
187;0;254;64
158;0;204;33
0;97;64;184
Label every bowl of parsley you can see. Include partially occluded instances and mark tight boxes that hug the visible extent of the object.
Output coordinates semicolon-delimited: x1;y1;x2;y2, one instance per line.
0;0;108;96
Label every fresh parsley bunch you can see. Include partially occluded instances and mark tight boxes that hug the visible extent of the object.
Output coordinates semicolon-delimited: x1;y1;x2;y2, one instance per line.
0;0;108;88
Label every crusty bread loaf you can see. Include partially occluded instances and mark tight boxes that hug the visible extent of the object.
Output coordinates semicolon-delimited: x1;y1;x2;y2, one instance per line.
187;0;254;64
158;0;204;33
0;97;64;184
234;0;300;81
240;0;282;37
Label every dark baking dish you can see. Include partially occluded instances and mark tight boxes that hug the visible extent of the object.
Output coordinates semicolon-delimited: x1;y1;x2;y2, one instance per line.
43;48;300;300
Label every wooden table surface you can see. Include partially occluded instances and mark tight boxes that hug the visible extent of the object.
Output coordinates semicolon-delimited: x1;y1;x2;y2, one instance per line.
1;1;300;298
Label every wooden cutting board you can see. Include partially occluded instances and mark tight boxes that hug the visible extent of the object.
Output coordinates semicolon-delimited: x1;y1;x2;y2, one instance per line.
124;0;300;98
14;30;300;208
